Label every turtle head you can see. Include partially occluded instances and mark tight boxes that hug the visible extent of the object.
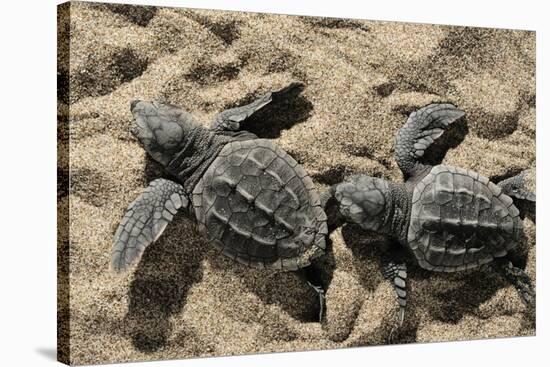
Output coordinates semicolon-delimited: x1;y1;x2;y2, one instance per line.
130;99;196;166
332;175;389;232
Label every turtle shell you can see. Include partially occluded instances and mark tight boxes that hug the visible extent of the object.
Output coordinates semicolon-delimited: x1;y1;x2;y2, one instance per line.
408;164;523;272
192;139;327;270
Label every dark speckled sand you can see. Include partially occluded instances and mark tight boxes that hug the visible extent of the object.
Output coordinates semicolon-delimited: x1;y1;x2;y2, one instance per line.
58;2;535;365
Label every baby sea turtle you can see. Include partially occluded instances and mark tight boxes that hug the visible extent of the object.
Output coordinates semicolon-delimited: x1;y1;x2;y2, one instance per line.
112;84;328;318
323;103;535;325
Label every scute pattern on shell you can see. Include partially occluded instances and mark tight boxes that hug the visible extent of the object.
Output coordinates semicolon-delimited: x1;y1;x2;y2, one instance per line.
408;164;522;272
193;139;327;270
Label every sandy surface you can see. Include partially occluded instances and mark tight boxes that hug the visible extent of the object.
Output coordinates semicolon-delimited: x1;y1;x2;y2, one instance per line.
58;2;536;365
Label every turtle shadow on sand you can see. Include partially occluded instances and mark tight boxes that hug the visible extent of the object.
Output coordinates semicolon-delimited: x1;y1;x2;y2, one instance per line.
423;271;503;323
330;103;468;181
339;225;419;343
222;82;314;139
340;225;389;293
125;151;200;352
339;224;520;343
205;239;337;324
417;113;469;167
123;213;206;353
124;236;334;354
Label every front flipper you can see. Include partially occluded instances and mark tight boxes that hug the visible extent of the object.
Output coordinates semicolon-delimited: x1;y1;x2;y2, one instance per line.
381;256;408;326
395;103;465;178
497;170;536;202
210;82;303;132
111;179;190;272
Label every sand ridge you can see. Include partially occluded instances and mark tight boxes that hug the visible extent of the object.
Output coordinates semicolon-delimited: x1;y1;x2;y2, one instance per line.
58;2;536;365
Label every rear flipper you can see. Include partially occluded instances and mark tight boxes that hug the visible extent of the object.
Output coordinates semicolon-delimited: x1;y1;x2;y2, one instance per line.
497;170;536;202
210;82;304;132
111;179;190;273
299;265;326;322
395;103;465;178
494;259;535;305
381;256;408;327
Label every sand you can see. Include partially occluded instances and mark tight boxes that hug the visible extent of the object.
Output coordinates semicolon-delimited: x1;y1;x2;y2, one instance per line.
57;2;536;365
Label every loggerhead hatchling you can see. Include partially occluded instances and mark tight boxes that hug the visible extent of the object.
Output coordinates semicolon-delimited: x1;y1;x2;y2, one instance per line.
111;84;328;319
323;103;535;325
